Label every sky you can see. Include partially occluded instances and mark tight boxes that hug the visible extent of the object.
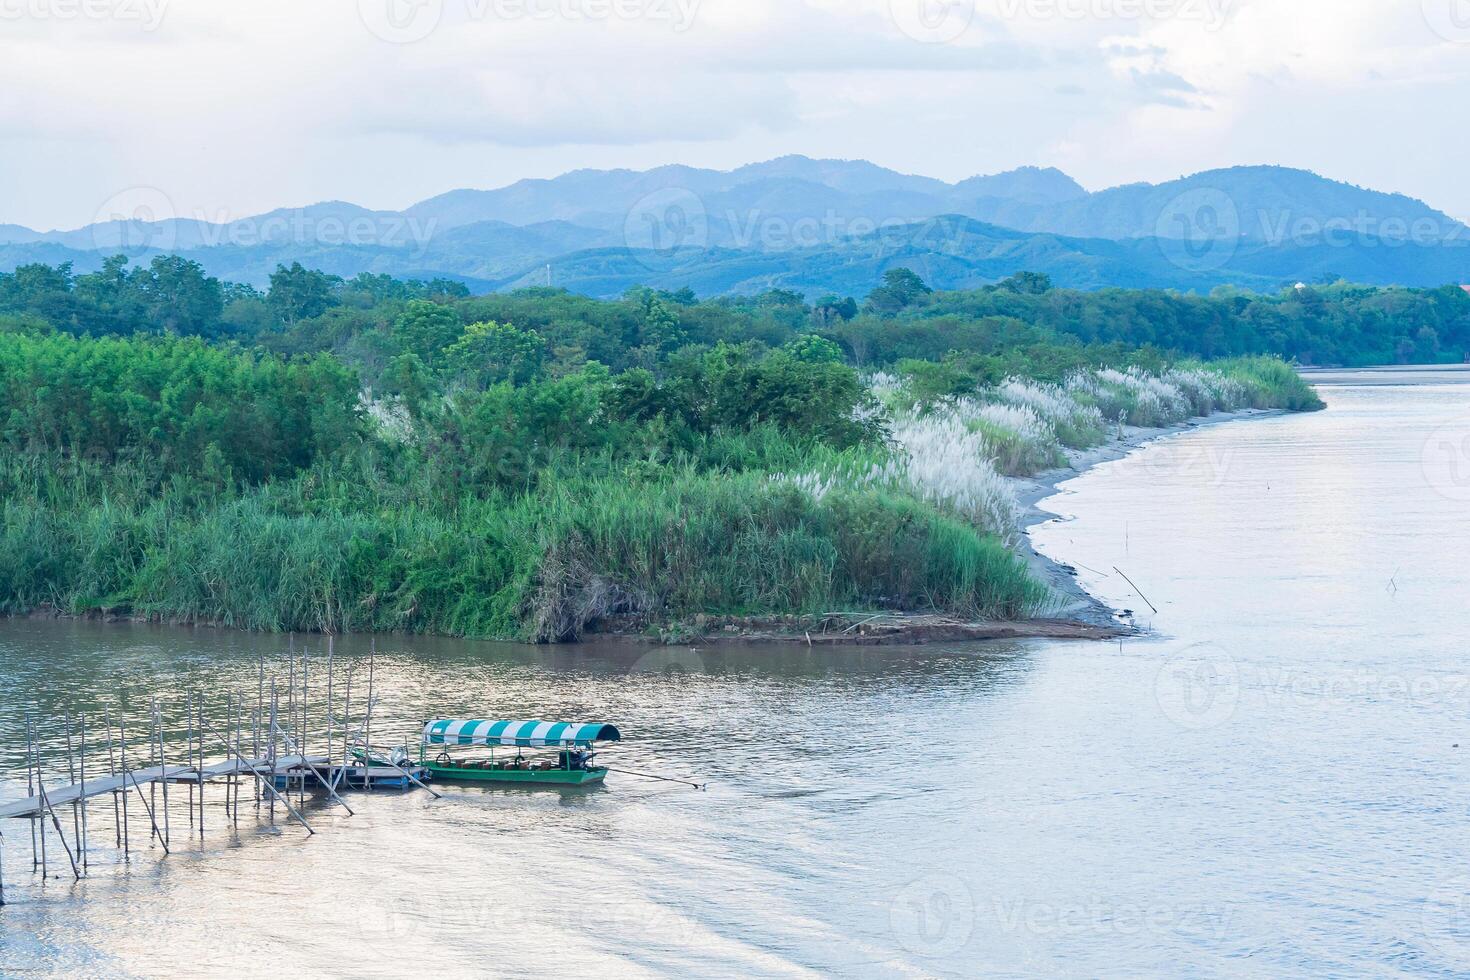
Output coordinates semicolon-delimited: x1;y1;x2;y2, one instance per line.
3;0;1469;230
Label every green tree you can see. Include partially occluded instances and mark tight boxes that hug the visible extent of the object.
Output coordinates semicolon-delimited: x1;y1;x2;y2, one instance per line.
391;300;463;365
444;320;546;387
268;262;342;324
137;255;224;336
864;268;932;316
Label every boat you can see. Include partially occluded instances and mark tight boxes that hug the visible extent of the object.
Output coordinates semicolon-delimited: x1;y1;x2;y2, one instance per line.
419;719;621;786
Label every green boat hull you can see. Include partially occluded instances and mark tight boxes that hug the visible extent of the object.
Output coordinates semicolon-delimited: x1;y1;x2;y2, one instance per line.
425;763;608;786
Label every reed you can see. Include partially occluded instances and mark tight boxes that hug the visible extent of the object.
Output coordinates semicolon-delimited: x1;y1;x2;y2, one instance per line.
0;458;1046;640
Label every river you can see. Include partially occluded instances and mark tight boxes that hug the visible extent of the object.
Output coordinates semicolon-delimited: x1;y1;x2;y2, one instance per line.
0;368;1467;977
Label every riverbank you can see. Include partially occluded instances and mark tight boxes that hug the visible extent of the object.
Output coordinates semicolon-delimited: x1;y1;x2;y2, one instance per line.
9;409;1287;648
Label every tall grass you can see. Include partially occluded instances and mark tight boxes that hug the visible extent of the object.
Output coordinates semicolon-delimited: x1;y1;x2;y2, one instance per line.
0;356;1316;640
0;454;1046;640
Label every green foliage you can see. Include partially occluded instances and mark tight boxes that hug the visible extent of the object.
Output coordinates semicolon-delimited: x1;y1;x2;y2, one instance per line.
864;267;934;316
0;261;1340;641
444;320;546;387
0;332;361;483
391;299;462;365
267;262;342;324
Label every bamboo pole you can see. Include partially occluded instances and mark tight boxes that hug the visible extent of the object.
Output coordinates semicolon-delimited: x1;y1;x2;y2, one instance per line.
365;643;375;793
196;695;205;838
199;721;313;836
26;718;44;875
106;708;125;853
185;691;195;830
78;714;89;871
28;718;80;881
268;682;278;823
25;716;37;872
63;713;80;859
153;700;170;849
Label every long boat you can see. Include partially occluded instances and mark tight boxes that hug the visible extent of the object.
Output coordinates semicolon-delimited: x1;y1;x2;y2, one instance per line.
419;719;622;786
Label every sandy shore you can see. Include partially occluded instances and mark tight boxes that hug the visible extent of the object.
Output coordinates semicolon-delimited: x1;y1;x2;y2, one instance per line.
1008;408;1284;629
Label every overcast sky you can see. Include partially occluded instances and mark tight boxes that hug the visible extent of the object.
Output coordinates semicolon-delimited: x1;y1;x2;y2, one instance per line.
4;0;1469;230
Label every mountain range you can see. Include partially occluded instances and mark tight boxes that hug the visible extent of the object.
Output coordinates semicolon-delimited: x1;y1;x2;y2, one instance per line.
3;157;1467;297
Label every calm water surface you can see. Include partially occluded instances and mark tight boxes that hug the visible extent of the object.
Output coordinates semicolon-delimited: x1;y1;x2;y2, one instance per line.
1;371;1468;977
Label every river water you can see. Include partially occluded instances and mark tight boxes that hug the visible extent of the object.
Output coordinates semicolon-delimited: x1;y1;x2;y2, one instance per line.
1;369;1468;977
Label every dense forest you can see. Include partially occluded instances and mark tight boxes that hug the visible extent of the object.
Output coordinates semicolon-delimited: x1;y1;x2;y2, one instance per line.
0;257;1336;640
3;257;1469;368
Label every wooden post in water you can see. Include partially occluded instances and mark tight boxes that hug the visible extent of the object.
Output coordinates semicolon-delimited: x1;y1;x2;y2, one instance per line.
196;695;205;838
147;702;158;835
63;713;80;862
78;714;88;872
25;718;44;876
268;682;278;824
299;646;308;808
28;717;80;882
255;653;264;807
107;708;127;854
340;663;354;791
185;691;195;831
326;636;334;787
114;711;164;859
152;699;170;849
365;642;376;792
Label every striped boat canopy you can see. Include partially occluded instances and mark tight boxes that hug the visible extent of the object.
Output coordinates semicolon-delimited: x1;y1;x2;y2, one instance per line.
423;719;622;748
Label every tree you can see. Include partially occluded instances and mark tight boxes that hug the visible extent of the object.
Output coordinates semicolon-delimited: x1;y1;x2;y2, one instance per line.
137;255;224;336
268;262;341;324
391;299;463;365
863;268;932;316
811;295;859;326
444;320;546;387
637;294;686;356
783;334;844;364
997;271;1053;295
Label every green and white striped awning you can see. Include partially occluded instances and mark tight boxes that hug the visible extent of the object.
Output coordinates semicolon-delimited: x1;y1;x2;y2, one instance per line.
423;719;622;748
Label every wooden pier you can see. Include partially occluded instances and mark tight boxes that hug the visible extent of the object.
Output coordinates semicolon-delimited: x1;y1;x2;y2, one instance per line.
0;638;431;906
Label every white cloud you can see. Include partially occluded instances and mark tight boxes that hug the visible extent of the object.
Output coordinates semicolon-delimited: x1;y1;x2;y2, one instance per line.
0;0;1466;228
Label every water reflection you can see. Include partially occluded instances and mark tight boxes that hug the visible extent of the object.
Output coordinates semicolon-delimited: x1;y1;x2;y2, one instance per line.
2;376;1468;975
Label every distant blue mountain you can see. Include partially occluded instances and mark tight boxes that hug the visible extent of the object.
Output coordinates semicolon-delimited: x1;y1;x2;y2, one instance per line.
2;157;1466;295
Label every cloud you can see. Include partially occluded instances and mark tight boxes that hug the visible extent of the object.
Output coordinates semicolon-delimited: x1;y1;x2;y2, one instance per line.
0;0;1467;228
